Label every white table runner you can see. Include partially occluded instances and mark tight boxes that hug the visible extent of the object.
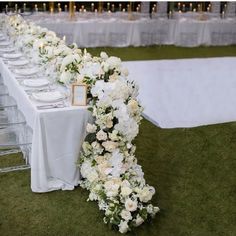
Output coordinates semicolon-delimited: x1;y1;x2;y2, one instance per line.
124;57;236;128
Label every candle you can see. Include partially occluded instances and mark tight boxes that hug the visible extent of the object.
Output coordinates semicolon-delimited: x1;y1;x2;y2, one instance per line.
222;11;225;18
74;5;76;12
119;4;122;11
197;4;201;12
112;4;115;12
95;9;97;13
207;7;210;12
50;7;53;14
178;2;181;11
63;35;66;42
182;4;185;12
91;3;94;12
5;5;8;12
58;3;60;10
107;2;110;10
190;3;192;11
23;3;26;12
84;9;87;13
65;5;68;12
123;8;126;12
59;8;62;13
193;8;196;12
35;4;37;11
169;11;172;19
43;3;46;12
136;7;139;12
15;4;18;11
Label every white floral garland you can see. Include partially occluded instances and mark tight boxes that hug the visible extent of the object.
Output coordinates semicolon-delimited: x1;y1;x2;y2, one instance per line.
4;15;159;234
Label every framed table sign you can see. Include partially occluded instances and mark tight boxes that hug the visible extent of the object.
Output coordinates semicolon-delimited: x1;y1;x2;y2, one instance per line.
71;83;87;106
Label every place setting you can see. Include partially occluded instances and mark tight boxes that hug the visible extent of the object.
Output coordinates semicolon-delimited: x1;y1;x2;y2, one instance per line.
30;90;69;110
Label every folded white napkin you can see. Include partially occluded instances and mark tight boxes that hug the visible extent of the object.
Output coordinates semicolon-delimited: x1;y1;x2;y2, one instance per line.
23;79;49;88
15;67;38;76
32;91;65;102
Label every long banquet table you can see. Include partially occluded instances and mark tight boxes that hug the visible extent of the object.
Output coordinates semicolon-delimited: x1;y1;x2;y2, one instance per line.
25;12;236;47
0;59;90;193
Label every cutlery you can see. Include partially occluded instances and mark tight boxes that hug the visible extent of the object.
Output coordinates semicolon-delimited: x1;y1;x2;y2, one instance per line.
37;103;65;110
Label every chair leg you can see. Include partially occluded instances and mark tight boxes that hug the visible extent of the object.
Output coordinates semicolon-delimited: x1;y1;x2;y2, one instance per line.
0;164;30;173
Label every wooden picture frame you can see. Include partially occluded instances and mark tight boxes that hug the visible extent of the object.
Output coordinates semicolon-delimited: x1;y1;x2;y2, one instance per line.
71;83;87;106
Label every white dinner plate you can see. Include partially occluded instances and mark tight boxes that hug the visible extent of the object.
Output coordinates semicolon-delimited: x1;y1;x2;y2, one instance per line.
15;67;39;76
0;48;16;53
3;53;22;59
0;41;11;46
22;79;49;88
8;59;29;66
32;91;66;103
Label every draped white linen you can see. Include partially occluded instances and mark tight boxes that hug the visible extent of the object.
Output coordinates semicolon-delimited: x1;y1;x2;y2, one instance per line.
0;59;90;192
26;13;236;47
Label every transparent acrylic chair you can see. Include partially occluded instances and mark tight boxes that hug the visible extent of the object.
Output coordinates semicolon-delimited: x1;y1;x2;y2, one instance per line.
0;85;9;96
0;109;26;128
0;96;17;109
0;92;31;173
0;125;32;173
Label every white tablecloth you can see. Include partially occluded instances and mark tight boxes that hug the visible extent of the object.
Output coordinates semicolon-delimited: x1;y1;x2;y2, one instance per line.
124;57;236;128
25;13;236;47
0;59;90;192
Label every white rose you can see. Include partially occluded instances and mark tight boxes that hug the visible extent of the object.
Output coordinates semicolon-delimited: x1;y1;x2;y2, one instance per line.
108;130;119;141
125;198;138;212
82;142;92;155
96;130;108;141
106;56;121;70
118;220;129;234
138;186;155;203
121;67;129;77
76;74;85;84
135;215;144;226
128;99;139;114
102;141;118;152
89;192;98;201
147;204;154;214
86;123;97;133
109;73;119;82
91;141;103;154
87;170;99;182
105;119;113;129
101;61;109;72
121;186;132;197
121;180;131;188
104;179;120;197
153;206;160;214
100;51;108;60
120;210;132;221
59;71;73;84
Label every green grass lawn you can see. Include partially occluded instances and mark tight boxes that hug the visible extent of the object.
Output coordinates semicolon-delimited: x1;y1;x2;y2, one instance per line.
0;45;236;236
